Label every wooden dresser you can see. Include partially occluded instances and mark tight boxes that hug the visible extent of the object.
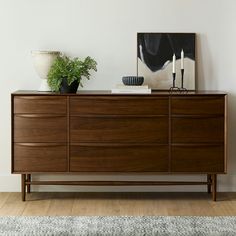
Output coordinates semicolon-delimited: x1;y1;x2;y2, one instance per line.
11;90;227;201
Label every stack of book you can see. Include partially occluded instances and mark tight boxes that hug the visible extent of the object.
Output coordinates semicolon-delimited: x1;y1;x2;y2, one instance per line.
111;85;151;94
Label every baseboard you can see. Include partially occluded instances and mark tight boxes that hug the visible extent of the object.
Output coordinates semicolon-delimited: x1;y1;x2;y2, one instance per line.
0;174;235;192
0;174;21;192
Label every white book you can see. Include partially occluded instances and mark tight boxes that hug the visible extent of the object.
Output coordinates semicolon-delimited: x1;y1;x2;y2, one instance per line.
115;84;149;90
111;88;151;94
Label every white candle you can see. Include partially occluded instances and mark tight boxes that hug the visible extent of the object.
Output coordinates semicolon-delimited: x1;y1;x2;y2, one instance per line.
172;54;176;73
181;49;184;69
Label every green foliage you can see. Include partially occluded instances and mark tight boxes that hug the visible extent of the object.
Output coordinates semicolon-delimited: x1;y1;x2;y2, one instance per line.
47;55;97;92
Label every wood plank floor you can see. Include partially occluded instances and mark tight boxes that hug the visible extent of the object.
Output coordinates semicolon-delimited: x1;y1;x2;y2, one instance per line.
0;192;236;216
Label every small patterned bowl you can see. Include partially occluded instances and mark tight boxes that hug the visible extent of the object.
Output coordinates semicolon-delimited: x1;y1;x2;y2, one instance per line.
122;76;144;86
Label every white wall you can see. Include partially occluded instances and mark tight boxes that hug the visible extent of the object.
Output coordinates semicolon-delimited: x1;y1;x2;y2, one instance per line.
0;0;236;192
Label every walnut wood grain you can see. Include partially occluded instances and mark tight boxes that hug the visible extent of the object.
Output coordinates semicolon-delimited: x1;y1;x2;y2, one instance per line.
70;144;168;172
26;174;31;193
212;174;217;201
70;116;168;143
21;174;26;201
171;117;224;143
11;91;227;202
70;96;169;115
25;181;208;186
14;96;67;114
12;90;227;95
207;174;212;193
14;143;67;172
14;115;67;142
171;96;225;115
171;145;224;172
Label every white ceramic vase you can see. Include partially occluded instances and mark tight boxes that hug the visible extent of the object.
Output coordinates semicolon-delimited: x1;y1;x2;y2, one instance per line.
31;50;61;91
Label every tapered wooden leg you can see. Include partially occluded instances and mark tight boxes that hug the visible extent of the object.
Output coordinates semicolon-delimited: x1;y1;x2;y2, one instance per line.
212;174;217;201
27;174;31;193
21;174;26;201
207;174;212;194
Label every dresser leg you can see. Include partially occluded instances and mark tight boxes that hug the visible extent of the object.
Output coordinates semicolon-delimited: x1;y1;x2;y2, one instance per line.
207;174;212;194
212;174;217;201
21;174;26;201
27;174;31;193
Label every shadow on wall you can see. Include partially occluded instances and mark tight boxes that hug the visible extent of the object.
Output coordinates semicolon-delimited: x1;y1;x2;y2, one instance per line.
196;33;215;89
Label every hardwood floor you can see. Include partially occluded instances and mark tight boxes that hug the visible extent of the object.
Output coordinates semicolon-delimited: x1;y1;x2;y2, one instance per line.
0;192;236;216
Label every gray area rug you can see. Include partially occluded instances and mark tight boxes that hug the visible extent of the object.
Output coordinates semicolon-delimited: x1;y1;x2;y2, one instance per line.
0;216;236;236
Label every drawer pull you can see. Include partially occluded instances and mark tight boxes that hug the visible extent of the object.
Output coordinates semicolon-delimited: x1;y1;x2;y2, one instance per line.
71;97;168;101
15;114;65;118
71;143;165;147
16;96;63;100
15;143;64;147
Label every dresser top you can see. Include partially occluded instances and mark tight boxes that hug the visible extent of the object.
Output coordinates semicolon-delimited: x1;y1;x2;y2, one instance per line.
12;90;227;96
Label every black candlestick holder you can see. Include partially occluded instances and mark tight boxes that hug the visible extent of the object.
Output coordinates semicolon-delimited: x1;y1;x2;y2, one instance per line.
169;72;180;91
180;69;187;91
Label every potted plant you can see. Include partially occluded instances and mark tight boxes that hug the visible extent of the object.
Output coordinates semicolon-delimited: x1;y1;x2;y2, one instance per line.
47;55;97;93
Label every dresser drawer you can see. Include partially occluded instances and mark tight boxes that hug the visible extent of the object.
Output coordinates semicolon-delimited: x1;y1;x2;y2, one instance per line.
70;144;168;172
171;145;225;172
70;96;168;115
171;96;225;115
70;116;168;143
13;143;67;172
172;117;224;143
14;114;67;142
14;96;67;114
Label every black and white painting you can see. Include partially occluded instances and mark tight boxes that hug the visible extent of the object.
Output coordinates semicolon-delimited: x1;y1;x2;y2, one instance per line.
137;33;195;89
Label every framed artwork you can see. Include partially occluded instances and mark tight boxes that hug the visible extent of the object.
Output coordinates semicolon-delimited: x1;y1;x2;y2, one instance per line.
137;33;196;90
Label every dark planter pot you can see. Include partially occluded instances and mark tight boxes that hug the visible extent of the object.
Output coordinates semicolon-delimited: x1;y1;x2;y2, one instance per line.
59;78;79;94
